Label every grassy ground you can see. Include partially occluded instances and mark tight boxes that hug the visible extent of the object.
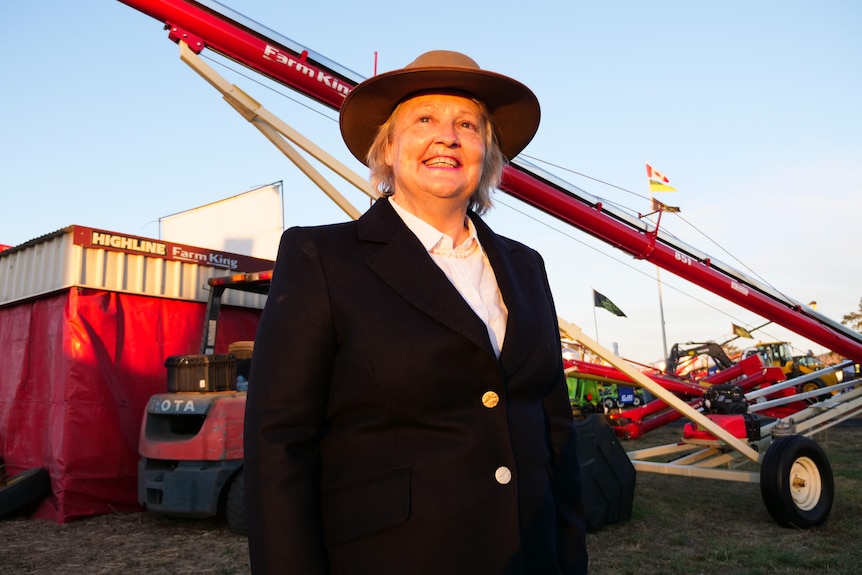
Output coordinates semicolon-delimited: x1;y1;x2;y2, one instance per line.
1;421;860;574
588;422;862;575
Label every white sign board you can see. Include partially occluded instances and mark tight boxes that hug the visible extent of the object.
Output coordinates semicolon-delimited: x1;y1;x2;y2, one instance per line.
160;183;283;260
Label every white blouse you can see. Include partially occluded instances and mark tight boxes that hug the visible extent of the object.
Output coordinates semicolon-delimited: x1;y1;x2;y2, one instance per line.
389;199;508;357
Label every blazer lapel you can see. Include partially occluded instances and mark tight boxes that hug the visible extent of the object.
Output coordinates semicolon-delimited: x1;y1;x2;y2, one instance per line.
471;214;543;375
359;200;495;356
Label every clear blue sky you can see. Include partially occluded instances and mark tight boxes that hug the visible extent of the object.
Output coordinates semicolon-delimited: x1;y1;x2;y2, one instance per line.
2;1;860;363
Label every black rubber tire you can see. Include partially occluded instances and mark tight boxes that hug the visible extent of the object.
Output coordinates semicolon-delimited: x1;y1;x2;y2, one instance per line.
760;435;833;528
226;468;247;536
798;378;827;404
632;395;643;407
0;467;51;519
603;398;616;410
574;414;637;532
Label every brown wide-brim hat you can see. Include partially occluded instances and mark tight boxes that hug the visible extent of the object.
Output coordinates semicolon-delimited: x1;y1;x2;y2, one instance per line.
339;50;540;164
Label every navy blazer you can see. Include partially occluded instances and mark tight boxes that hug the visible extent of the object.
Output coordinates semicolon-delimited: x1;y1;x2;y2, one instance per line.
244;198;586;574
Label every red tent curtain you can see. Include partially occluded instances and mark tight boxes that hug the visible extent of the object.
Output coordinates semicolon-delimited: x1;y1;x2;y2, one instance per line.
0;288;260;522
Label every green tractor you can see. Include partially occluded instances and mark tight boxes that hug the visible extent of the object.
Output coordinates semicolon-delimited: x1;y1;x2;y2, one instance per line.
566;376;605;416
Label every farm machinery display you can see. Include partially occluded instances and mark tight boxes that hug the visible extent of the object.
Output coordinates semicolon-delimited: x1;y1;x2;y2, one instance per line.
564;358;649;414
665;340;735;380
744;340;840;397
119;0;862;529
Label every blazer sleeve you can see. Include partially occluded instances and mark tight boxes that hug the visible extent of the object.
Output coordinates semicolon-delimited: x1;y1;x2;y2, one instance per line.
244;227;336;575
538;259;589;575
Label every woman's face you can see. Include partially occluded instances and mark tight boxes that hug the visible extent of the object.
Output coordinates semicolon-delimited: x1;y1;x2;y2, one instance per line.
385;93;486;209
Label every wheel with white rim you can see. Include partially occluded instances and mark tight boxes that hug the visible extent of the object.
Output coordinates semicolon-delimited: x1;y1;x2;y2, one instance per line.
760;435;833;528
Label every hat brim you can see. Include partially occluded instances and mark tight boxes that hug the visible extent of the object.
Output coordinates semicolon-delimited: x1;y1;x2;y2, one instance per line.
339;66;540;164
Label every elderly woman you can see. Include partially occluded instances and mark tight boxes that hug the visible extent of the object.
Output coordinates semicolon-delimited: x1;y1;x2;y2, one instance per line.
244;50;587;575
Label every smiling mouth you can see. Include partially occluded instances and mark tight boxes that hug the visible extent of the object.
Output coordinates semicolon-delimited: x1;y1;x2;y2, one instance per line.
424;157;459;168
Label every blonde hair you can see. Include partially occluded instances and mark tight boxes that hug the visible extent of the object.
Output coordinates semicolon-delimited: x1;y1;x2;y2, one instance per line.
365;98;505;216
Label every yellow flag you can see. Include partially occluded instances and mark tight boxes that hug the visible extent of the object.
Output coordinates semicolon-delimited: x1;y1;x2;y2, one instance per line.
732;323;753;339
649;179;677;193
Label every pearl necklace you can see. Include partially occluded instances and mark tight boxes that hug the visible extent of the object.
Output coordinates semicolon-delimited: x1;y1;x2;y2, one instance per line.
431;240;480;259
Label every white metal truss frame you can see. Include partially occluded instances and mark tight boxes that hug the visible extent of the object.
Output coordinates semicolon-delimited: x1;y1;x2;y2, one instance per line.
178;41;377;222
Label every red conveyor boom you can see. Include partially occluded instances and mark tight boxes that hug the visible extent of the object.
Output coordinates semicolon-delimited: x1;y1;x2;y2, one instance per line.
119;0;363;109
498;163;862;361
118;0;862;362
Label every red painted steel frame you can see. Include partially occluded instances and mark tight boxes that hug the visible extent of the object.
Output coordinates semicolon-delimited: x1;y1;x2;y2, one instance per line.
606;357;788;439
566;358;705;398
119;0;357;109
118;0;862;362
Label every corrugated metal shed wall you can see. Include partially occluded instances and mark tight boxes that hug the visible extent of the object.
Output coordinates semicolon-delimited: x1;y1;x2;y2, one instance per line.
0;227;269;309
0;230;73;305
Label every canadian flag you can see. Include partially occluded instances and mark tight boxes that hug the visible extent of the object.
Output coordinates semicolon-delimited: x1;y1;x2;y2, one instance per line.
646;163;670;183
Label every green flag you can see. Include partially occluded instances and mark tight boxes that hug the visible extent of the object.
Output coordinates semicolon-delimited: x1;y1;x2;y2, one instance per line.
593;289;626;318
